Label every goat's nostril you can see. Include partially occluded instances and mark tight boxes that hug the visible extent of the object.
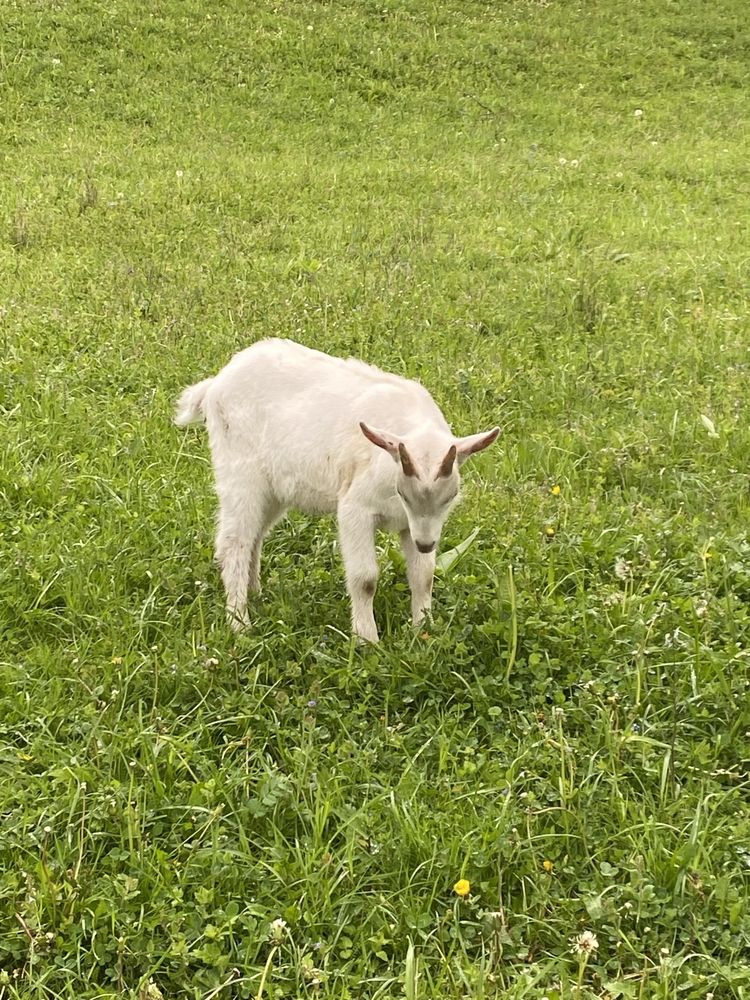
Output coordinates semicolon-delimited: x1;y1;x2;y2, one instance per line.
416;540;436;554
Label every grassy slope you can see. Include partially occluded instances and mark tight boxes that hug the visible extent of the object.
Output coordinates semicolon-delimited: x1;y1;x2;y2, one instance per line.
1;0;749;996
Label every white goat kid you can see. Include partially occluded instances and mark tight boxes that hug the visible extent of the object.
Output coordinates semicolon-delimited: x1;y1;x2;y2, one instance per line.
175;339;499;642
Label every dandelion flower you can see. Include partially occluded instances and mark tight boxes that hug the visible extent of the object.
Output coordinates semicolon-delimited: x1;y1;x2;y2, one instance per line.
543;859;554;873
572;930;598;956
453;878;471;897
545;525;556;538
550;484;561;496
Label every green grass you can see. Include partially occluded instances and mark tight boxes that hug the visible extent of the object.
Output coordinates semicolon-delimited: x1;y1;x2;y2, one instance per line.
2;0;750;996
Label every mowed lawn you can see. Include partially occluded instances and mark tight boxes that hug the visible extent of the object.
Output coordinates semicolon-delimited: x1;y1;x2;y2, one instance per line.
1;0;750;997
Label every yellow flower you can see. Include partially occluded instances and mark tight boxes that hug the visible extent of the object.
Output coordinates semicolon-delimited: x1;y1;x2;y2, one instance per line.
550;484;561;496
111;656;123;665
453;878;471;898
545;526;556;537
543;859;554;873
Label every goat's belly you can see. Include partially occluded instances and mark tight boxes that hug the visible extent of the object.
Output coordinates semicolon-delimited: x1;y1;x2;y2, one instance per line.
282;482;338;516
294;495;338;516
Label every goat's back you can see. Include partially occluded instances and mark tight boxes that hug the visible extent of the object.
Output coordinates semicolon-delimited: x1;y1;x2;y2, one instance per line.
207;339;446;435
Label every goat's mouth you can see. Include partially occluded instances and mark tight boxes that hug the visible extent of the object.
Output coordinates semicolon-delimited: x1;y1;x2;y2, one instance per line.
415;540;437;554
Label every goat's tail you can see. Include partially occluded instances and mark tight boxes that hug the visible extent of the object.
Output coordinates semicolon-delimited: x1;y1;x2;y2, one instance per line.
174;378;214;427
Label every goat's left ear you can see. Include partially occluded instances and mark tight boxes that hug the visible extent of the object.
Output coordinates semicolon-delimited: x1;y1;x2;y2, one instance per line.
454;427;501;463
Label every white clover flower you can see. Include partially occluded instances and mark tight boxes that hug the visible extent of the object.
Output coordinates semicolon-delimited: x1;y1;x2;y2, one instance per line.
269;917;288;942
634;108;644;117
572;930;599;956
664;628;686;649
614;556;631;580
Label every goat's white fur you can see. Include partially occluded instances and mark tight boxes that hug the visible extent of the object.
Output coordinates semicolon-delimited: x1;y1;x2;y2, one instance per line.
175;339;499;642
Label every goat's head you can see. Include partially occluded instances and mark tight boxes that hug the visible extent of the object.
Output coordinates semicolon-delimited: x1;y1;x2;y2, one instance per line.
359;422;500;552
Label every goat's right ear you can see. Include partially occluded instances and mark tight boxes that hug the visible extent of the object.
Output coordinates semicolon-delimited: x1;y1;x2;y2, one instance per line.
359;422;401;457
360;423;418;476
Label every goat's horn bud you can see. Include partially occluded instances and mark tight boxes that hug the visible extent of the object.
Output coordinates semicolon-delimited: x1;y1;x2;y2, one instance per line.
398;442;417;477
437;444;457;478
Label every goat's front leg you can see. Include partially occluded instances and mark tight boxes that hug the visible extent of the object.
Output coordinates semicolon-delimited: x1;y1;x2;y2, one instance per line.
400;530;436;629
337;501;379;643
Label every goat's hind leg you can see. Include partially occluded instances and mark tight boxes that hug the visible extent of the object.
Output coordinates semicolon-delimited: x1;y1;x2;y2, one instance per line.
215;476;278;632
247;497;282;595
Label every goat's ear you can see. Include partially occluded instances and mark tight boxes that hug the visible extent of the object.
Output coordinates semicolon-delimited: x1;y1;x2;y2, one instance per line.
454;427;501;463
359;422;401;456
436;444;457;478
359;423;419;476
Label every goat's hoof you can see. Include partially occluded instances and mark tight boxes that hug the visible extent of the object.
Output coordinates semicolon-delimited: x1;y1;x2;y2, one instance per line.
227;612;249;633
353;630;379;645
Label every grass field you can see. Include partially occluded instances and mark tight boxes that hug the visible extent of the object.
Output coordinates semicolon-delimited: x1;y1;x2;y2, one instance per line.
2;0;750;996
